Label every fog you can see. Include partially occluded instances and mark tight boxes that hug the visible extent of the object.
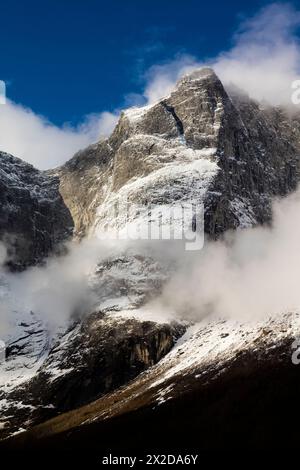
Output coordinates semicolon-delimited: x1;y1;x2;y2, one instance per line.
161;189;300;322
144;3;300;109
2;187;300;337
0;238;120;335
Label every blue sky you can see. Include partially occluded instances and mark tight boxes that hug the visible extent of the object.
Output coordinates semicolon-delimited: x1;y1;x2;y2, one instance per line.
1;1;300;168
1;0;272;126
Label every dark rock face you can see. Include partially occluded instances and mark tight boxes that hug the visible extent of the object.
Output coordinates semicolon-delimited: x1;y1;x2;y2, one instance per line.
1;313;184;438
30;313;184;412
204;86;300;235
3;321;299;454
0;152;74;269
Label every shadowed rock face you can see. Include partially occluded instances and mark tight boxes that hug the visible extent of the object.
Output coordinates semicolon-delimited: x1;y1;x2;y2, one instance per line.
55;67;300;239
0;312;185;439
35;314;183;410
0;152;74;269
3;317;300;454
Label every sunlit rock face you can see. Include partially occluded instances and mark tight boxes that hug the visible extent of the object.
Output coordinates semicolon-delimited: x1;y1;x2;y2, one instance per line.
3;67;300;263
56;67;300;239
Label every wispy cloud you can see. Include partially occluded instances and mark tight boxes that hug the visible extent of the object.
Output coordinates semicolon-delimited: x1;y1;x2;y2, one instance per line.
161;188;300;322
141;3;300;107
213;2;300;105
1;3;299;170
0;101;118;170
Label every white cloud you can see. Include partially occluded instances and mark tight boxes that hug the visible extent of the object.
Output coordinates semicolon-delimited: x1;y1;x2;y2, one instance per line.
140;55;196;104
213;2;300;106
0;100;118;170
0;238;120;332
1;3;300;170
141;3;300;107
4;186;300;332
160;188;300;322
143;55;197;103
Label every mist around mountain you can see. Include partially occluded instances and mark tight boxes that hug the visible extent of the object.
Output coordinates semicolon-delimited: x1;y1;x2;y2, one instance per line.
1;67;300;459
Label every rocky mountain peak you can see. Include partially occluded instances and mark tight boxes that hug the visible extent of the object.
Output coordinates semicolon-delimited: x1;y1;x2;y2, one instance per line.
3;68;298;245
174;66;223;93
53;67;300;239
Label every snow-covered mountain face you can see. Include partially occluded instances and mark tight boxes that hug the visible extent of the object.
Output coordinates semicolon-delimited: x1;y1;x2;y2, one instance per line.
0;152;73;270
1;67;300;445
56;67;300;239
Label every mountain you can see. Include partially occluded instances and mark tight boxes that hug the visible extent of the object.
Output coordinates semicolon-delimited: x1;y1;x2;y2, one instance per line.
0;152;73;269
1;67;300;453
7;313;300;452
55;68;300;238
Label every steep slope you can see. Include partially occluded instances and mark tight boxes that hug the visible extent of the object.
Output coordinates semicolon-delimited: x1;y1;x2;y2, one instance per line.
0;246;185;438
0;310;184;439
0;152;74;269
5;312;300;452
55;68;300;239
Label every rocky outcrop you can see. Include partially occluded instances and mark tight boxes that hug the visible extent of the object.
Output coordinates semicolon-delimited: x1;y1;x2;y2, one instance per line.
4;68;298;263
29;313;183;411
55;68;300;239
0;312;184;439
0;152;74;269
0;242;177;439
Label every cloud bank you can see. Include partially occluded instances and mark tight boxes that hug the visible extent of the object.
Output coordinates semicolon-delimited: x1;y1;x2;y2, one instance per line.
143;3;300;107
161;188;300;322
0;101;118;170
214;2;300;106
0;238;121;334
3;187;300;336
